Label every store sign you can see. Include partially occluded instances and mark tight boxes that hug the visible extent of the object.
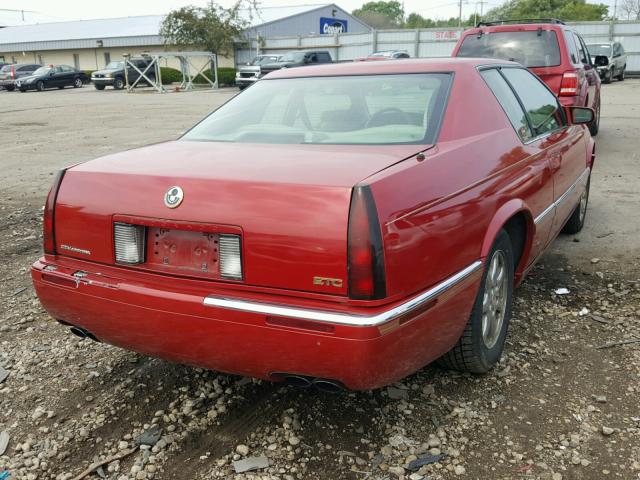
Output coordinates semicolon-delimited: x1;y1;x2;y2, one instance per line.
435;30;458;40
320;17;348;34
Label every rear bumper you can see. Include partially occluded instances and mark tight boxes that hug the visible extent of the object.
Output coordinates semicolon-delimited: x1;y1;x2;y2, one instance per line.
0;79;14;87
32;256;481;390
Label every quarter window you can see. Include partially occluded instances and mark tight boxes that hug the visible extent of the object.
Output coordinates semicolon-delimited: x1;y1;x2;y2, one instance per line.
501;68;565;136
480;68;532;141
564;31;579;64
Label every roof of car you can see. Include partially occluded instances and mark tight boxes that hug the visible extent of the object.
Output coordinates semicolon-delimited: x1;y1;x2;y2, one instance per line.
265;57;517;79
463;22;572;35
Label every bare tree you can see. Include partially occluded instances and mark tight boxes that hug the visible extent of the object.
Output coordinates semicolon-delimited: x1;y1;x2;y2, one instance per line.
620;0;640;19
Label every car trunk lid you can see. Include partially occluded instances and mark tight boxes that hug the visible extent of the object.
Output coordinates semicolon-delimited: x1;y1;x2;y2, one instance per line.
53;140;428;296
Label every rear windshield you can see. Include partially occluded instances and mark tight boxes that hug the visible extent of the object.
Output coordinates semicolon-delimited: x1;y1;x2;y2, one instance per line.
457;30;561;68
587;44;612;56
182;74;452;145
0;65;11;72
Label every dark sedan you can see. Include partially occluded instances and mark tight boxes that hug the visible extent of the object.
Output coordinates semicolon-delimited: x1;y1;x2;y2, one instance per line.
16;65;89;92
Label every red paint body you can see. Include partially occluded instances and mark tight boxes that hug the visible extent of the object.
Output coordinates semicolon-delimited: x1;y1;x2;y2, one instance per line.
32;59;594;390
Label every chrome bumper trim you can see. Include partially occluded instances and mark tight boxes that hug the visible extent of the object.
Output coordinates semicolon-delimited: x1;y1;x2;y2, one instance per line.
203;260;483;327
534;167;590;225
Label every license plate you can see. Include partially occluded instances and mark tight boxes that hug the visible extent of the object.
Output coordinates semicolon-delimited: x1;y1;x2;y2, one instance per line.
146;228;220;278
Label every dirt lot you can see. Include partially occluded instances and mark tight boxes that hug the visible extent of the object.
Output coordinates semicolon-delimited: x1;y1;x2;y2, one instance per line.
0;82;639;480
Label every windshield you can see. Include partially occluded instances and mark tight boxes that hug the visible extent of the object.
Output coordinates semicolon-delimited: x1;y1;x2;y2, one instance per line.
106;61;124;69
279;52;306;63
457;30;561;68
32;66;52;76
251;56;280;65
182;73;451;145
587;44;612;57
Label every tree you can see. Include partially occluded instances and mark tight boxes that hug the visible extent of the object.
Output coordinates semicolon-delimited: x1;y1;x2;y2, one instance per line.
404;13;436;28
484;0;608;22
161;1;257;56
620;0;640;19
353;1;405;28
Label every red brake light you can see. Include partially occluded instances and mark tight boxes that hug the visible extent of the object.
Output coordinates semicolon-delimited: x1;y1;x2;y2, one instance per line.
560;71;579;96
10;65;15;78
347;185;386;300
43;169;67;255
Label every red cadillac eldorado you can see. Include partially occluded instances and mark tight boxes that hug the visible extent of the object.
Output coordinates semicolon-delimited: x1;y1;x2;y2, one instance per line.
32;58;595;391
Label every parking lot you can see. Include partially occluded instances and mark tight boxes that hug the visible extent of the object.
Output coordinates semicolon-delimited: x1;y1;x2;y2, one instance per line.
1;82;639;480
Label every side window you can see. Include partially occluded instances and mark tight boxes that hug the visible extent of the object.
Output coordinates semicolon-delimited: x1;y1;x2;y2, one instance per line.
564;31;579;64
619;43;625;54
308;53;318;63
501;68;566;136
573;33;587;64
480;68;532;141
318;52;331;62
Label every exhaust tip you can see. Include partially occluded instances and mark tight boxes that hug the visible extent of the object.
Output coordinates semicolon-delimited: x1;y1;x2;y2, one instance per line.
283;375;313;389
69;326;100;342
313;379;345;394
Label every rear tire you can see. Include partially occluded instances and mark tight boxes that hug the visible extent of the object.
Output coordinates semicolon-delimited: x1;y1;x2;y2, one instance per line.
6;85;14;92
438;230;514;373
73;77;83;88
58;86;64;89
562;175;590;234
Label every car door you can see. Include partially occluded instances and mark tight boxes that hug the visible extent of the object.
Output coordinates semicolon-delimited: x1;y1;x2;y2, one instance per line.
501;67;588;239
61;65;76;86
574;33;599;109
48;66;64;87
479;67;555;260
613;43;623;73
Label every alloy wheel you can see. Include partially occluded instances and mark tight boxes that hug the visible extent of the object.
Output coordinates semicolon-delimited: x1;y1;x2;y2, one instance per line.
481;250;509;349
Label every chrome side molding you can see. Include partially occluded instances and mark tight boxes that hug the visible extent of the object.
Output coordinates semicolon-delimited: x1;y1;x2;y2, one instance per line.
534;168;590;225
203;260;483;327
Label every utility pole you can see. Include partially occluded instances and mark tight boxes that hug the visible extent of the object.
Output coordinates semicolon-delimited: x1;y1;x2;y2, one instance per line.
458;0;463;28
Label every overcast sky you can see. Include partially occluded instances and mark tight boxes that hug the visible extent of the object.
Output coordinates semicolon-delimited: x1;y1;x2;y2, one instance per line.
7;0;617;23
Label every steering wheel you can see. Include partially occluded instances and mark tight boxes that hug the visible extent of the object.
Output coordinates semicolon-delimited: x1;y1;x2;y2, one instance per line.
366;107;412;128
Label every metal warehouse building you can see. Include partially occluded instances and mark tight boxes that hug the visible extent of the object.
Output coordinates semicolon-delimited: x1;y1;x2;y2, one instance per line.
0;4;369;71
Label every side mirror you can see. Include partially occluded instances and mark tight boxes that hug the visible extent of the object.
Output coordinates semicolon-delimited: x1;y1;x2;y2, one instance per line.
565;106;594;125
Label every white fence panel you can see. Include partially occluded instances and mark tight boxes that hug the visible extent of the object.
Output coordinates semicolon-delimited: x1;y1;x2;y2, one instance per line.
236;21;640;72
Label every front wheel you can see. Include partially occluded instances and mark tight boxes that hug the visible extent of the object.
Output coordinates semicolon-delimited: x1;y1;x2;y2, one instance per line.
603;69;612;84
438;230;514;373
113;77;124;90
94;84;105;90
36;81;45;92
562;175;590;234
617;67;625;81
73;77;83;88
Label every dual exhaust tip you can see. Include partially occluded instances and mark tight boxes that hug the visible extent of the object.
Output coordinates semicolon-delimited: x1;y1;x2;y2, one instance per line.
277;373;345;393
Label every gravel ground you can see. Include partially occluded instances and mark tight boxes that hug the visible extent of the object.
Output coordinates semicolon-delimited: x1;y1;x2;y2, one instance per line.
0;82;639;480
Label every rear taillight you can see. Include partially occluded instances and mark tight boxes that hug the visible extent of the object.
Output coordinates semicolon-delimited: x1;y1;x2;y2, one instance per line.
43;169;67;255
347;185;386;300
219;234;243;280
559;71;579;96
10;65;15;79
114;223;146;264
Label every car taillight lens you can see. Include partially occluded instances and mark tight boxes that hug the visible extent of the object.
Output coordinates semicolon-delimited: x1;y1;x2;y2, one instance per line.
114;223;146;264
219;234;243;280
10;66;15;79
347;185;386;300
560;71;579;96
43;169;67;255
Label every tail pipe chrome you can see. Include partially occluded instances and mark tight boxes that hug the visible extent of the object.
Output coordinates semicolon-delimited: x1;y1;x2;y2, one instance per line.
275;373;345;393
69;326;100;342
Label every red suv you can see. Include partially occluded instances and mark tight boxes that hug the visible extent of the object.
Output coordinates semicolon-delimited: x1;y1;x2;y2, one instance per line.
452;19;601;135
